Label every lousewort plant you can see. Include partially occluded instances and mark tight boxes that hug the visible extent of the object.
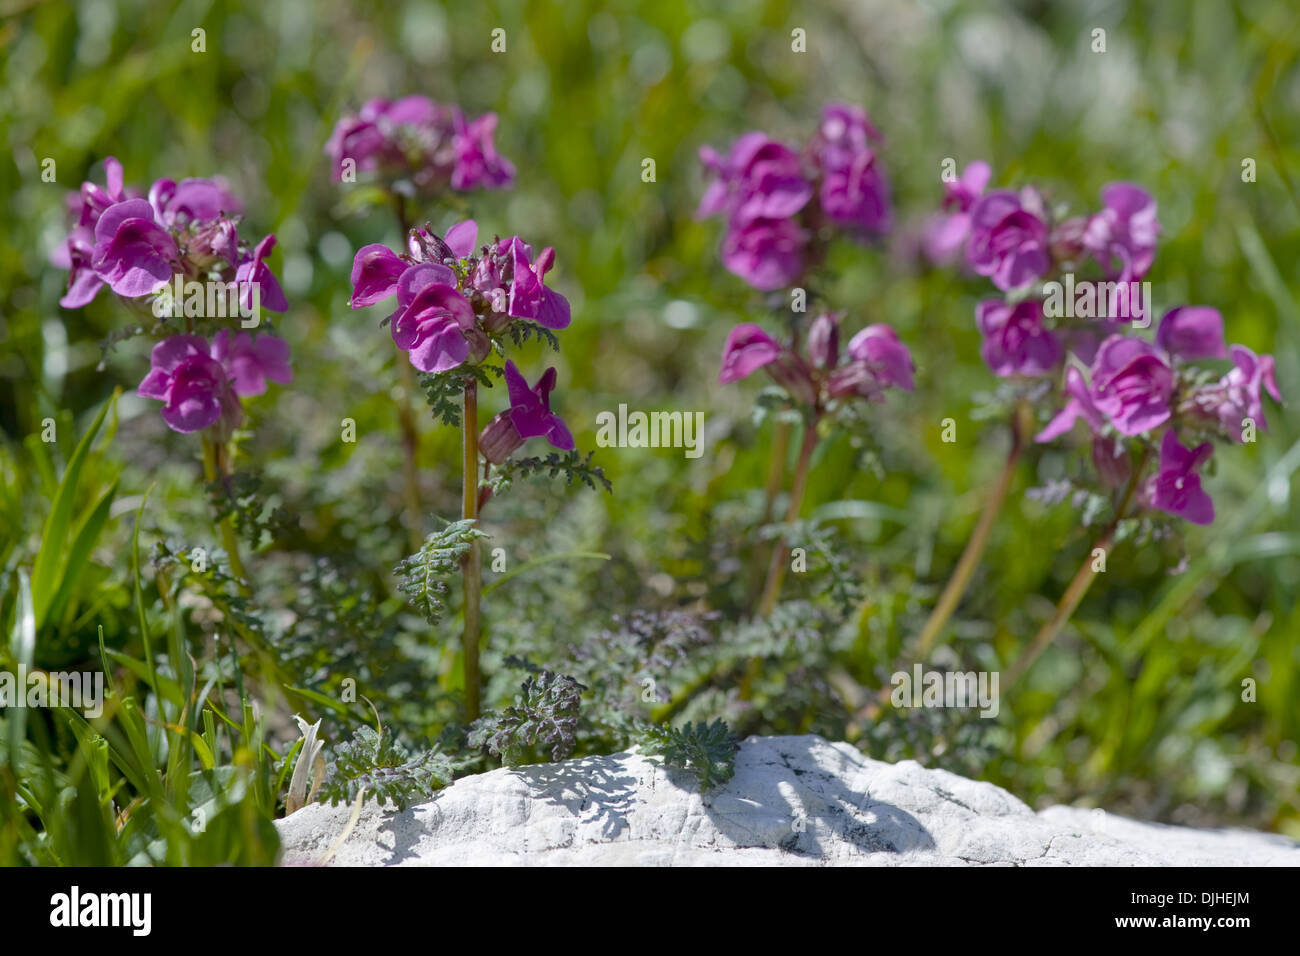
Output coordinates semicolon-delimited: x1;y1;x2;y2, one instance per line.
348;217;604;721
699;103;910;614
911;171;1283;687
327;96;516;551
53;157;292;586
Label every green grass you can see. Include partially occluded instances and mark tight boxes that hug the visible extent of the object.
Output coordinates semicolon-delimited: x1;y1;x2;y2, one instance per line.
1;0;1298;864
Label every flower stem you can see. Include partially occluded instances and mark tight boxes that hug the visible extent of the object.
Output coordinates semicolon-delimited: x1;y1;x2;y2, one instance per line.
201;436;249;595
1004;449;1148;689
912;402;1028;659
461;378;483;723
749;418;792;602
758;416;819;617
761;419;793;526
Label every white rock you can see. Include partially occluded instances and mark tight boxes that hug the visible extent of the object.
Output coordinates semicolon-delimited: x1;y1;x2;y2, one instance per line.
275;734;1300;866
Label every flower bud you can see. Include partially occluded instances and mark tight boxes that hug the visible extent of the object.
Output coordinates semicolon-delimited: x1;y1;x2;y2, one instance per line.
464;327;492;363
807;313;840;368
187;218;239;269
825;361;885;402
1050;216;1088;264
409;225;453;264
479;410;524;464
767;354;818;407
1091;435;1131;489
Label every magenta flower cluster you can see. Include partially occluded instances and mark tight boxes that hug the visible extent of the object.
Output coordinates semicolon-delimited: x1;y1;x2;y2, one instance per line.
54;158;293;436
325;96;514;193
697;103;892;290
137;330;292;435
719;314;914;408
53;157;287;314
933;166;1283;525
349;219;575;461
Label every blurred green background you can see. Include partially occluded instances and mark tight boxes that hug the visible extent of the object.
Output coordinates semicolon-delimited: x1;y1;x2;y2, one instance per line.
2;0;1298;836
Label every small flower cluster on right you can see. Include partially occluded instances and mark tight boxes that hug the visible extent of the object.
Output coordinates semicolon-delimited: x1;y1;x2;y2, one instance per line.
932;164;1283;526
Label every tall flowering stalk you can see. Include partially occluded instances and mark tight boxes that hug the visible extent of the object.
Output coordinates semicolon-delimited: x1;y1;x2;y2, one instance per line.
915;171;1283;683
327;96;514;551
719;318;914;614
349;220;577;720
53;158;292;587
909;173;1152;656
698;103;898;611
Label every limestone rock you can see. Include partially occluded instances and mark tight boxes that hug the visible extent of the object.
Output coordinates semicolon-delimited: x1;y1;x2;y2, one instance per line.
276;734;1299;866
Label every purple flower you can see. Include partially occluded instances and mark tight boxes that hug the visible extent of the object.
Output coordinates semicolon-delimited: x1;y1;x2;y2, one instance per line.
350;244;409;307
846;323;914;392
55;227;105;309
943;160;991;212
186;217;241;269
90;198;178;298
389;264;475;373
368;95;440;129
1154;306;1226;362
211;329;293;397
480;361;574;463
697;132;812;223
505;360;573;447
76;156;131;228
234;234;289;313
975;299;1061;378
1089;335;1174;436
149;177;242;226
324;97;439;181
1083;182;1159;282
1036;366;1105;443
811;103;891;236
966;189;1051;291
443;220;479;259
324;113;389;181
923;160;991;263
503;238;571;329
1146;430;1214;525
720;216;808;291
718;324;783;384
137;335;240;434
1214;344;1282;440
325;97;512;195
450;111;515;191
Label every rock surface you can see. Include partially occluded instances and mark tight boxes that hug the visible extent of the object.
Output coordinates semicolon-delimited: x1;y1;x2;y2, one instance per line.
276;734;1300;866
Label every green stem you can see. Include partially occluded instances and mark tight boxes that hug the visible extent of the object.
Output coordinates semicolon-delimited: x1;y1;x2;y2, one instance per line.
749;418;792;603
461;379;482;723
758;416;820;617
911;402;1028;660
201;436;248;594
761;419;792;525
1004;448;1148;689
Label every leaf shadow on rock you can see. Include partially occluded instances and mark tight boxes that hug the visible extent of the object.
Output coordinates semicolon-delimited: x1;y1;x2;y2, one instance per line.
508;755;641;841
687;736;937;861
374;804;432;865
